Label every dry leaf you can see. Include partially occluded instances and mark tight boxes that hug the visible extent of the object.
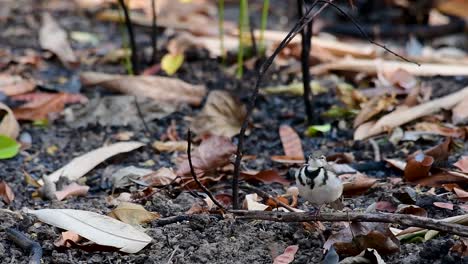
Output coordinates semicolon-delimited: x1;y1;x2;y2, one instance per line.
433;202;454;210
54;230;81;247
0;75;35;96
395;204;427;217
39;13;77;67
43;141;145;184
454;156;468;173
109;202;159;225
423;137;452;164
13;93;69;121
111;166;153;189
176;135;236;177
0;102;20;139
270;156;305;164
452;99;468;125
454;188;468;201
27;209;152;253
0;181;15;204
450;239;468;257
240;170;290;185
413;122;465;138
273;245;299;264
354;95;397;128
142;167;177;186
340;173;377;196
190;90;246;138
152;140;187;153
404;152;434;182
375;201;397;213
54;182;89;201
354;86;468;140
382;68;418;90
186;197;214;214
80;71;206;106
279;125;304;159
12;92;88;106
243;193;270;211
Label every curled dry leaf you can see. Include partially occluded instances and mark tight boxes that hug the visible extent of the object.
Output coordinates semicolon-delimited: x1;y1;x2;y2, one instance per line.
80;71;206;106
152;140;187;153
454;156;468;173
0;102;20;139
142;167;177;186
273;245;299;264
39;13;77;67
279;125;304;159
0;181;15;204
0;75;35;96
243;193;269;211
404;152;434;182
176;135;236;177
43;141;145;184
240;170;290;185
54;182;89;201
190;90;246;138
54;230;81;248
27;208;152;253
109;202;159;225
340;173;377;196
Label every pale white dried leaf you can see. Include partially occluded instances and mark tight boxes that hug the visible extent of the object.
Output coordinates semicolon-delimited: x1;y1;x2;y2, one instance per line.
27;208;152;253
243;193;269;211
80;72;206;106
0;102;20;139
43;141;144;184
39;13;77;67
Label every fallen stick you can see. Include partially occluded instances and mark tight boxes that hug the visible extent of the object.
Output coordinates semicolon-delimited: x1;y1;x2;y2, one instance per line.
6;228;42;264
229;210;468;237
312;57;468;76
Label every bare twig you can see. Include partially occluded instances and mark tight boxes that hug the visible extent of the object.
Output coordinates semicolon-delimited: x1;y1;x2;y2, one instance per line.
187;130;226;211
150;0;157;64
133;96;152;136
154;214;223;226
117;0;140;74
230;210;468;237
6;228;42;264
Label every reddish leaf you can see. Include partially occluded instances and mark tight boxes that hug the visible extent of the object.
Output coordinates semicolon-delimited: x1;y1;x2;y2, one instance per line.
176;135;236;177
454;187;468;201
240;170;290;185
415;171;468;187
12;93;67;121
273;245;299;264
0;181;14;204
11;92;88;105
423;137;452;164
404;152;434;182
454;156;468;173
54;182;89;201
340;173;377;196
279;125;304;159
433;202;454;210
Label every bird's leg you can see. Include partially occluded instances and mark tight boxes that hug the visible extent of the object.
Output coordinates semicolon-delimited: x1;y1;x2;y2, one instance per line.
314;204;324;219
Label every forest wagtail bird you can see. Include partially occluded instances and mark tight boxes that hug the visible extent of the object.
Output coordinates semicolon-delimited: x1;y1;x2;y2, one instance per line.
295;155;343;210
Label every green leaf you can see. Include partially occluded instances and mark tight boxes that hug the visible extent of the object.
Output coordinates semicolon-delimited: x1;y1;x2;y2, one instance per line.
322;105;358;118
0;135;20;159
306;124;331;137
161;54;184;76
33;119;49;127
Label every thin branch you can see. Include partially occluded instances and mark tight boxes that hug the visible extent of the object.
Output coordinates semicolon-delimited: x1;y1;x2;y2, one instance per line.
230;210;468;237
154;214;223;227
133;96;152;136
187;130;226;211
117;0;140;74
298;0;314;124
150;0;158;64
6;228;42;264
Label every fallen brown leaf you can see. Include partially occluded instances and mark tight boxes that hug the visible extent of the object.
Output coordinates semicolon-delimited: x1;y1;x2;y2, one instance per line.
142;167;177;186
404;152;434;182
240;170;290;185
450;239;468;257
109;202;159;225
433;202;454;210
39;13;77;67
423;137;452;165
0;102;20;139
54;182;90;201
54;230;81;248
152;140;187;153
454;188;468;201
395;204;427;217
354;95;397;128
340;173;377;196
80;71;206;106
12;92;88;106
0;75;35;96
273;245;299;264
279;125;304;159
413;122;465;139
190;90;246;138
452;99;468;125
454;156;468;173
176;135;236;177
13;93;68;121
0;181;14;204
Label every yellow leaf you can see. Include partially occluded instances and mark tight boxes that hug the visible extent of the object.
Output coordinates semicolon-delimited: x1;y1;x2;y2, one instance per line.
161;54;184;75
109;202;159;225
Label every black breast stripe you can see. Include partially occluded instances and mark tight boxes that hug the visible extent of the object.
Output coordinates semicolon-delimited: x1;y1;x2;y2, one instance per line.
305;167;322;180
297;166;305;186
321;169;328;186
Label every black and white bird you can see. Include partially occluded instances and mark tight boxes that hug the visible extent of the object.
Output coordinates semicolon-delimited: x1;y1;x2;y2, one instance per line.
295;155;343;206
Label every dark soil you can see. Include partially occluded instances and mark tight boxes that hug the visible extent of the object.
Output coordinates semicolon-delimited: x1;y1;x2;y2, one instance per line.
1;1;468;263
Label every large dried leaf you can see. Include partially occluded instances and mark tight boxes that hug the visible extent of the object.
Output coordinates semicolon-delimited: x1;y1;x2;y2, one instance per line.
354;86;468;140
108;202;159;225
454;156;468;173
27;209;152;253
0;181;14;204
13;93;71;121
43;141;144;183
0;75;35;96
279;125;304;158
0;102;20;139
190;90;246;138
80;72;206;106
354;95;397;128
54;182;89;201
273;245;299;264
176;135;236;177
340;173;377;196
39;13;77;67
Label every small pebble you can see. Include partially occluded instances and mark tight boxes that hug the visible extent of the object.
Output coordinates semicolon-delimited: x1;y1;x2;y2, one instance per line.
19;132;32;145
